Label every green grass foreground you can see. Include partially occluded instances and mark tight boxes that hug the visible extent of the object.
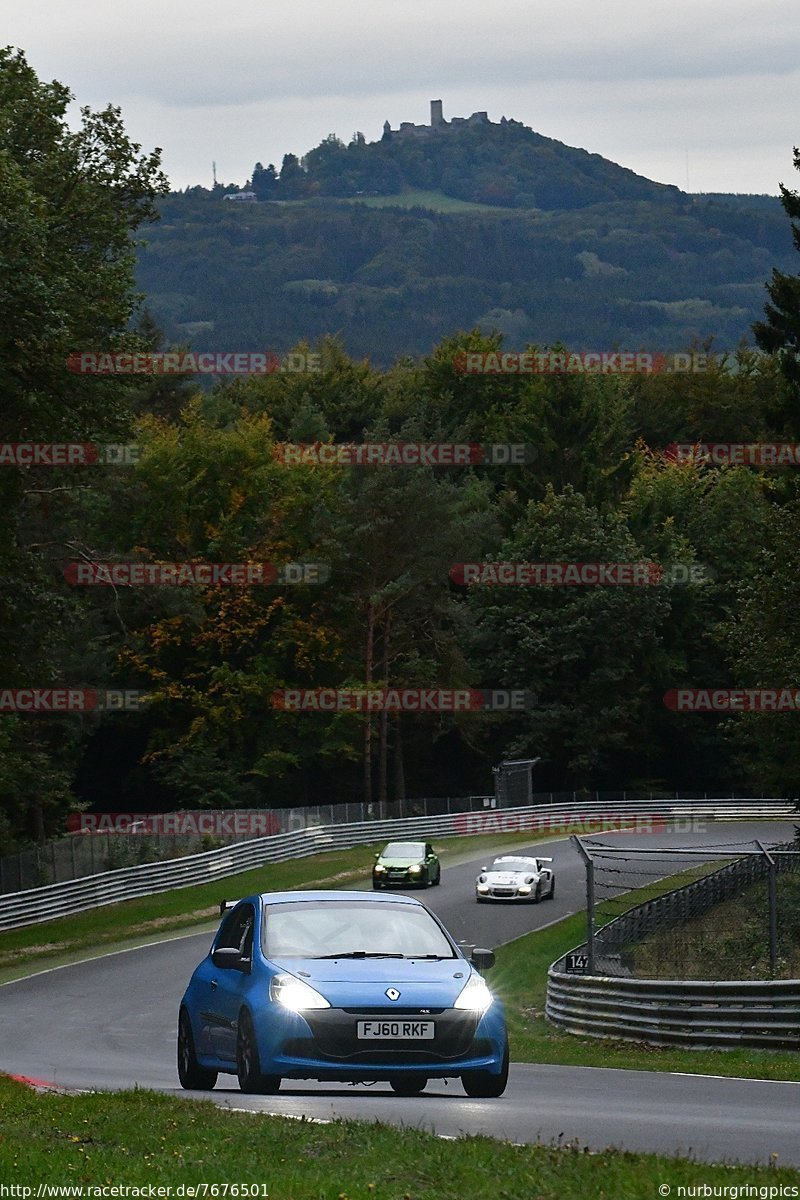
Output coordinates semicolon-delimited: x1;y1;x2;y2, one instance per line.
1;1075;798;1193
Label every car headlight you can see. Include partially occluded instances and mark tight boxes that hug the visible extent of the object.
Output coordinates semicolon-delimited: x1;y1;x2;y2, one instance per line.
270;973;330;1011
374;863;386;872
453;974;493;1014
409;864;422;874
476;883;489;893
518;885;531;894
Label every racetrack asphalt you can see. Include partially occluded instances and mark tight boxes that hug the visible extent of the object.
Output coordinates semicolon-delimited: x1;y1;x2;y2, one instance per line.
1;821;798;1167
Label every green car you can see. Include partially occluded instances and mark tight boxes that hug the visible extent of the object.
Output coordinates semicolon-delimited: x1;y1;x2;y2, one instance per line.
372;840;441;889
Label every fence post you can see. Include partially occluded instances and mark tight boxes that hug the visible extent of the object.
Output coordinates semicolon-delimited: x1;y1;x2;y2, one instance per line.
757;840;778;975
571;835;595;974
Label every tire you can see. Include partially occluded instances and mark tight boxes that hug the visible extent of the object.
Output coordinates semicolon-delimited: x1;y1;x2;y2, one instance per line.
372;880;383;890
237;1009;281;1095
461;1038;509;1099
533;881;542;903
548;878;556;900
390;1075;427;1096
434;868;441;886
177;1008;217;1091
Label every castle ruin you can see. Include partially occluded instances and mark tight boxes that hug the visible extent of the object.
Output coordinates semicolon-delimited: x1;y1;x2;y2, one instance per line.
383;100;506;140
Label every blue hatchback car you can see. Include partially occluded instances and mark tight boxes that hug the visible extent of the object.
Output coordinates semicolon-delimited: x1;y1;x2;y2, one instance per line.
178;890;508;1097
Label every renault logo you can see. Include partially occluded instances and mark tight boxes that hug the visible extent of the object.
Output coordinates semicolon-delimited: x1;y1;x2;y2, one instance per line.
385;987;401;1001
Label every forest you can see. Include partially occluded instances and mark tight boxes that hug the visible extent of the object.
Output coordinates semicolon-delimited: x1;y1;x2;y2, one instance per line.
3;47;800;851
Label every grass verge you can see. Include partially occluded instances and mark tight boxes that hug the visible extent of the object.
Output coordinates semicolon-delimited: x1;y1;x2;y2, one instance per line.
0;830;558;982
1;1075;798;1191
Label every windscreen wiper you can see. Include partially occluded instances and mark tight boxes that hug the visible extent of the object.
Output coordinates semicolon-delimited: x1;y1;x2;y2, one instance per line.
315;951;405;959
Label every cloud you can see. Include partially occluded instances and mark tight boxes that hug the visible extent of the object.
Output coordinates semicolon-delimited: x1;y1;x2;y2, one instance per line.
4;0;799;191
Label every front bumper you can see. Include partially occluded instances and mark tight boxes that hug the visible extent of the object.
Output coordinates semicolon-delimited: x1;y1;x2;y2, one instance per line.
373;869;424;887
477;887;531;901
255;1003;506;1080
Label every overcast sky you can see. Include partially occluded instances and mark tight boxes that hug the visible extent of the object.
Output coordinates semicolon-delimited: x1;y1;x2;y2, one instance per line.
5;0;799;194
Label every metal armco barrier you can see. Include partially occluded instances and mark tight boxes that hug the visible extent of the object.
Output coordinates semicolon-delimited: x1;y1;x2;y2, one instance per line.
0;797;794;932
546;971;800;1049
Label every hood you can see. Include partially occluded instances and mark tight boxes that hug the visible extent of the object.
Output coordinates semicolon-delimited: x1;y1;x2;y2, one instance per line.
269;955;471;1007
377;856;423;867
484;870;534;884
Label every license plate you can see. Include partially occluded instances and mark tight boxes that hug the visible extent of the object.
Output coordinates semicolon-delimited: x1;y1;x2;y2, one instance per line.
357;1020;435;1040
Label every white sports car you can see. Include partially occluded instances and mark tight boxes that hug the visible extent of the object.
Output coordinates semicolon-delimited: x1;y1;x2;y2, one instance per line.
475;855;555;903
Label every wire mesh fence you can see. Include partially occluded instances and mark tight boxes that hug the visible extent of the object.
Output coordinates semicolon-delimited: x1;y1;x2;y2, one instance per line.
571;833;800;979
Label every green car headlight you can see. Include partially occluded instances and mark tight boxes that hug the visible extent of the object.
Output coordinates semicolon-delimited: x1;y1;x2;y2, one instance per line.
409;864;423;874
374;863;386;872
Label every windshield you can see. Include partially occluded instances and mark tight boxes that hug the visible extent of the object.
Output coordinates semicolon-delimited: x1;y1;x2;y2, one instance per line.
381;842;425;858
491;858;535;872
262;900;456;960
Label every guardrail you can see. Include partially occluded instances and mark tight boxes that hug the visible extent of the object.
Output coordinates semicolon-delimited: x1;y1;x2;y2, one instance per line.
0;796;795;932
546;971;800;1049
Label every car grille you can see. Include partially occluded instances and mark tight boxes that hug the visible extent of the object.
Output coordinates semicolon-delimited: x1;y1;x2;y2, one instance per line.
491;888;516;896
342;1007;445;1015
284;1009;480;1062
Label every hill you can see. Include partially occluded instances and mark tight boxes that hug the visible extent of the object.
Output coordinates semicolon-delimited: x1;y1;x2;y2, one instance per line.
246;113;683;211
135;116;794;365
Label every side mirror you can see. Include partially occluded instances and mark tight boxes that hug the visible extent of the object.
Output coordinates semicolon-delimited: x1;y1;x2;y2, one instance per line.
212;947;246;971
471;947;496;972
374;852;381;859
480;865;488;873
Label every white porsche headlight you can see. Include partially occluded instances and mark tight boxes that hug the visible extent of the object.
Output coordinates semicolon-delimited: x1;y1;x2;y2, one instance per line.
476;882;489;893
518;885;531;895
453;974;493;1014
270;973;330;1011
